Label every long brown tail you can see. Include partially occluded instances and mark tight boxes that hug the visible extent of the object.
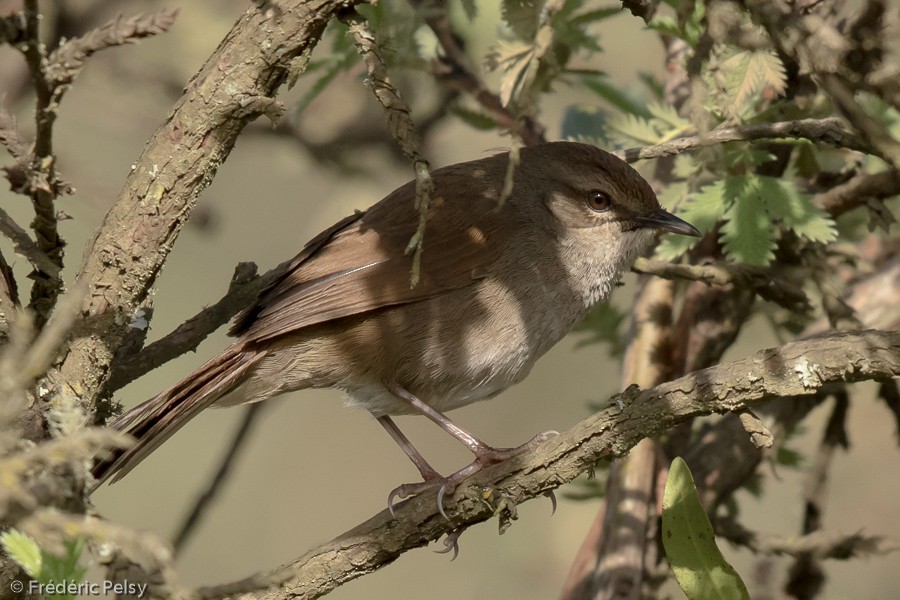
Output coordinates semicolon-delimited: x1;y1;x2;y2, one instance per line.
93;344;267;487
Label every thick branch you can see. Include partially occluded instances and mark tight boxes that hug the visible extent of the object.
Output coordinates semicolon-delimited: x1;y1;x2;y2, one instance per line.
814;169;900;217
195;330;900;600
614;118;872;164
48;0;366;414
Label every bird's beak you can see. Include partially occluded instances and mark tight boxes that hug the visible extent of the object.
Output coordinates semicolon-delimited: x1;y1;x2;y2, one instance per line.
636;208;701;237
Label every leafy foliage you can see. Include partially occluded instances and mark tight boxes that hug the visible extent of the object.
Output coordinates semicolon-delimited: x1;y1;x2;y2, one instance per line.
662;458;750;600
706;48;787;121
1;530;88;599
657;175;836;265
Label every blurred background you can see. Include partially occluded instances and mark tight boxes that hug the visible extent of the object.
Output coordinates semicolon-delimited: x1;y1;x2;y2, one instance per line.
1;1;898;598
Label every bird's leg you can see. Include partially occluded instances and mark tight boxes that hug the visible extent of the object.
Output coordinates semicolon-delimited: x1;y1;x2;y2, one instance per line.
377;416;448;516
386;386;557;519
391;386;556;463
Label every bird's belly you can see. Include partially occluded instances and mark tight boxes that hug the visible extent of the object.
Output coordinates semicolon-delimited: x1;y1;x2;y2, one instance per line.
332;279;584;417
340;337;536;417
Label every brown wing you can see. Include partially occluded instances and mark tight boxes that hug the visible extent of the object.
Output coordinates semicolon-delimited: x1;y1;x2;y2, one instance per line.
230;159;512;343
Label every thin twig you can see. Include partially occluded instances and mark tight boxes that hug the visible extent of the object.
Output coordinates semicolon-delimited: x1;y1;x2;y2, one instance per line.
173;404;266;555
410;0;546;146
0;205;60;276
813;169;900;217
786;392;850;598
714;517;893;559
632;258;810;312
193;330;900;600
21;0;65;323
340;9;433;286
614;118;872;164
104;262;279;394
820;74;900;169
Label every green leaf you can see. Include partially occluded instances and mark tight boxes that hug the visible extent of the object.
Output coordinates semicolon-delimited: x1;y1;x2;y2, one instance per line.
568;6;623;26
655;181;727;260
720;178;776;266
657;181;690;211
452;106;500;130
607;112;663;146
502;0;542;39
715;49;787;118
638;72;665;100
673;155;699;179
684;0;706;48
763;180;837;244
294;51;358;116
646;14;681;39
40;537;87;586
647;101;691;130
723;146;777;169
561;105;610;144
1;529;42;578
662;457;751;600
582;75;652;118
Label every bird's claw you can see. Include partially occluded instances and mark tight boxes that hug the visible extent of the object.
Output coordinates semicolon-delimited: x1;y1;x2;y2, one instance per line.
544;489;558;515
388;430;561;519
434;528;464;561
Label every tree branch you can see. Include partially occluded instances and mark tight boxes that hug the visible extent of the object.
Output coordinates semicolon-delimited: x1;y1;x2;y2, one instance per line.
412;0;546;146
632;257;810;312
194;330;900;600
813;169;900;217
614;118;872;164
713;517;894;560
103;262;281;394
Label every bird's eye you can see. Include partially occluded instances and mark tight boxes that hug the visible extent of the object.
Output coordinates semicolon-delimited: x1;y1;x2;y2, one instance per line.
587;190;612;212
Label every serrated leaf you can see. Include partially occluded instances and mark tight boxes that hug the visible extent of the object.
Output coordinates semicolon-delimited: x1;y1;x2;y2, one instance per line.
1;529;42;578
647;101;691;129
607;112;663;146
673;155;700;179
502;0;542;39
723;146;777;169
657;181;690;211
40;537;87;592
763;180;837;244
662;458;751;600
750;50;787;98
717;50;787;118
721;180;776;266
654;181;727;260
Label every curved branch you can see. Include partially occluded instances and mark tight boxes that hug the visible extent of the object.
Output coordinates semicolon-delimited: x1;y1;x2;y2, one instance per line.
614;117;872;164
195;329;900;600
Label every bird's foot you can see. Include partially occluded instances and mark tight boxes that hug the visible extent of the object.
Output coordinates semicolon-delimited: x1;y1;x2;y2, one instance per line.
387;430;559;519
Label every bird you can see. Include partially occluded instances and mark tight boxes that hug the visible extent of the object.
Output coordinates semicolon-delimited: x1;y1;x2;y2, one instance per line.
93;141;700;516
